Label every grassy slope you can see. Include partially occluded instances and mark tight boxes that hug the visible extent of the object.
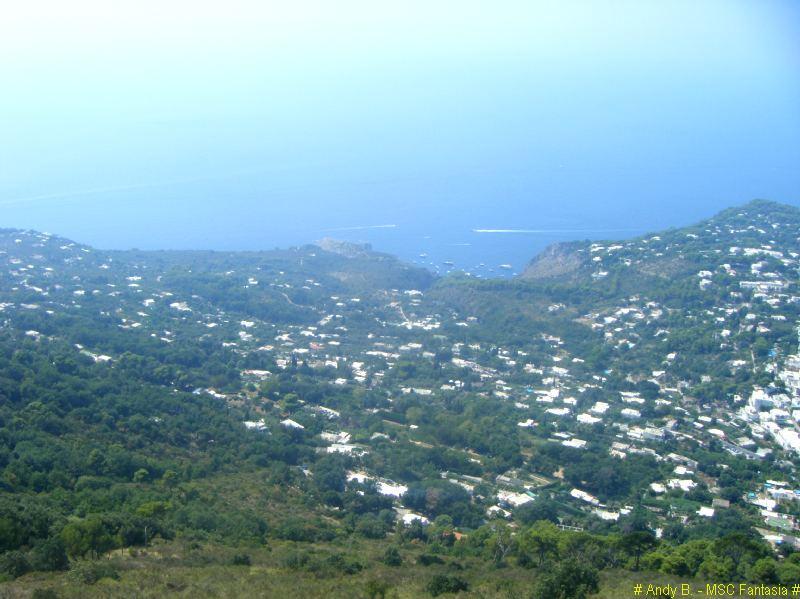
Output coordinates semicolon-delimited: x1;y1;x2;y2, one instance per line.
1;539;747;599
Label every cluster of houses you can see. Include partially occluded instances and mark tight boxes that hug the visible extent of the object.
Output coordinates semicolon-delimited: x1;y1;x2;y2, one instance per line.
3;204;800;541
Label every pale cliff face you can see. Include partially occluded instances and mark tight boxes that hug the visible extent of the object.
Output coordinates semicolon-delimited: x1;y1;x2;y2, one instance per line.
316;238;373;259
519;242;586;280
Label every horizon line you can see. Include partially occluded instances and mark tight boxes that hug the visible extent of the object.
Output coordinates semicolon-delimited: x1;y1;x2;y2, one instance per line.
472;228;644;234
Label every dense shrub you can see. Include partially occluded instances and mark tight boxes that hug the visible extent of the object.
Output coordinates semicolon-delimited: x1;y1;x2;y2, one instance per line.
231;553;251;566
382;546;402;567
67;560;121;585
427;574;469;597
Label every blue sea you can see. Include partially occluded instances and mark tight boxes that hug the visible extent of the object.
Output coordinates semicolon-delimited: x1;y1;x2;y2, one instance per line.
1;2;798;276
1;161;795;277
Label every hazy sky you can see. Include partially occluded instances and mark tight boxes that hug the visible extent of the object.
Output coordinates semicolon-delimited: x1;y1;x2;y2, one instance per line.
1;1;798;267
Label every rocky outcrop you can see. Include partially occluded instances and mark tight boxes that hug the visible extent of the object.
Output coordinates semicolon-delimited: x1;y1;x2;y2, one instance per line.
315;238;373;259
519;242;586;280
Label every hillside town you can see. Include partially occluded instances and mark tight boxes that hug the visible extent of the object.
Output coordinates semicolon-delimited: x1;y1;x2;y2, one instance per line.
2;202;800;553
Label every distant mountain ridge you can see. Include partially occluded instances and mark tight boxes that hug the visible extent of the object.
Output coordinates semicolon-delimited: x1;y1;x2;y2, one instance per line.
519;199;800;281
3;199;797;286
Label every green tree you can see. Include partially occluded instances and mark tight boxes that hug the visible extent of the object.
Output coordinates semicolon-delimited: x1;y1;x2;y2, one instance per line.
749;558;778;583
382;546;402;567
515;499;559;525
60;519;113;560
519;520;560;566
714;533;767;580
531;558;599;599
621;531;657;571
0;551;30;579
484;522;514;564
30;537;69;572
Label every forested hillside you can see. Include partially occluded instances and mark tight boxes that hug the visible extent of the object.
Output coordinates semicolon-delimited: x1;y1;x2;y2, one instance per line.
2;200;800;597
